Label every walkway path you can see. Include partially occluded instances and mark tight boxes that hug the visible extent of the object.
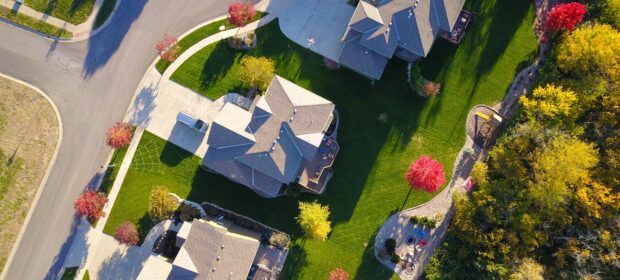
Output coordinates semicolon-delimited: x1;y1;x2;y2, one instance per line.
373;0;553;278
0;0;114;40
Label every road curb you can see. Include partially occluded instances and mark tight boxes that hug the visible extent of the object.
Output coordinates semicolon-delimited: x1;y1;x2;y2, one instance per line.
0;72;63;280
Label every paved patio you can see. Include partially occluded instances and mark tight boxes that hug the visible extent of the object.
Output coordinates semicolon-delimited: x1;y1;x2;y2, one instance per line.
266;0;354;61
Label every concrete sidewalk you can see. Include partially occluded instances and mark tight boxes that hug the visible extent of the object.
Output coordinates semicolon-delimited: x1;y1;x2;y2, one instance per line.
0;0;113;40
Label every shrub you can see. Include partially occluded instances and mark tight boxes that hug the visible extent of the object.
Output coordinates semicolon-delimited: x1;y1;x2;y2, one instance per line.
390;253;401;263
269;232;290;248
470;161;489;187
409;215;436;229
329;268;349;280
406;155;446;193
74;191;108;223
149;186;178;222
296;201;332;241
385;238;396;254
114;222;139;246
409;63;425;93
178;203;202;222
106;122;133;149
155;34;180;62
422;81;441;97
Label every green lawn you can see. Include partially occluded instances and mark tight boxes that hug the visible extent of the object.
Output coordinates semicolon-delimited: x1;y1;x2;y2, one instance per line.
24;0;95;25
155;12;266;73
106;0;537;278
0;5;72;38
94;0;116;28
60;267;77;280
98;147;127;195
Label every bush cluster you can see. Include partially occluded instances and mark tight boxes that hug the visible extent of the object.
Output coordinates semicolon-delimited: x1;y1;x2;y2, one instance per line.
410;215;436;229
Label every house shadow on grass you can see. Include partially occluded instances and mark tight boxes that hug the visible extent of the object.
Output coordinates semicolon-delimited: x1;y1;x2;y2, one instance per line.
354;228;397;280
278;241;309;280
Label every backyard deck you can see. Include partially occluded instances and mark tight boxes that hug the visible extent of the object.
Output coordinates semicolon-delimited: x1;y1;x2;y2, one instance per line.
297;137;339;194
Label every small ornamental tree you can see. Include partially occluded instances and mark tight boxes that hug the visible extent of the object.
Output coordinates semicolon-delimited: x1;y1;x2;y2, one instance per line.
149;186;178;222
406;156;446;193
329;268;349;280
422;81;441;97
106;122;133;149
74;191;108;222
239;56;275;92
114;222;139;246
296;201;332;241
228;2;256;28
155;34;180;62
545;2;586;32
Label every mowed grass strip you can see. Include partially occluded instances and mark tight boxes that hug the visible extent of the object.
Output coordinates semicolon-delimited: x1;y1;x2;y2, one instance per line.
155;12;266;73
0;5;72;38
24;0;95;25
107;0;537;278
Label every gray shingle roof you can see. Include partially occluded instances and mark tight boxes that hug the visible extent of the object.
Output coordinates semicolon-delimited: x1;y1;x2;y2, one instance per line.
179;220;260;280
338;0;466;79
202;76;335;197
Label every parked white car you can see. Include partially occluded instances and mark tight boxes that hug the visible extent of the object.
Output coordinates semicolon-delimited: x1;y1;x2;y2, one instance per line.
176;112;208;133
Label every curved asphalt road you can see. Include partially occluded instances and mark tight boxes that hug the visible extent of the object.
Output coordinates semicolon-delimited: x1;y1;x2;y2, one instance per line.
0;1;250;279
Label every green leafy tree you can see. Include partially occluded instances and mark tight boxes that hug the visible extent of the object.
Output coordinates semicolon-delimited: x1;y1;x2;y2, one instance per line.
239;56;275;92
603;0;620;28
148;186;178;221
296;201;332;241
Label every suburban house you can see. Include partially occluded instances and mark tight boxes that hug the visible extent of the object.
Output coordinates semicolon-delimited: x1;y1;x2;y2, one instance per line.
138;217;287;280
201;75;340;198
339;0;467;80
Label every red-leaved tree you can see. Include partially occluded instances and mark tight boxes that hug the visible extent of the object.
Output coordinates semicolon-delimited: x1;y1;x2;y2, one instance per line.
228;2;256;28
406;156;446;193
155;34;180;62
106;122;133;149
329;268;349;280
74;191;108;222
545;2;586;32
115;222;139;246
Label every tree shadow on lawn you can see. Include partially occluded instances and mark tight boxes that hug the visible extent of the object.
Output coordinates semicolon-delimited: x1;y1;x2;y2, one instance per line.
69;0;90;16
199;42;238;91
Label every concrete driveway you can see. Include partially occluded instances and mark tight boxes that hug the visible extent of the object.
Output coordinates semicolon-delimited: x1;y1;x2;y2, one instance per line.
266;0;354;61
126;71;250;158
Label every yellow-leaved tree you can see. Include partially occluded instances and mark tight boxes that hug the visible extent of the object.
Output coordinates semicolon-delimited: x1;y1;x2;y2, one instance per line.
510;258;544;280
529;136;599;209
149;186;178;222
239;55;275;92
520;84;577;122
557;24;620;80
296;201;332;241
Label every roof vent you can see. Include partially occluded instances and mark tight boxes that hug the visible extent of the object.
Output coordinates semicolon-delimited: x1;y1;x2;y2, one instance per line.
212;267;216;272
414;3;418;8
293;109;297;115
221;244;225;249
217;256;221;261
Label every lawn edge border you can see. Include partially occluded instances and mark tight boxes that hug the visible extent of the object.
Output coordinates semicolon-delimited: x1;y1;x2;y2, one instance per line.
0;72;64;280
